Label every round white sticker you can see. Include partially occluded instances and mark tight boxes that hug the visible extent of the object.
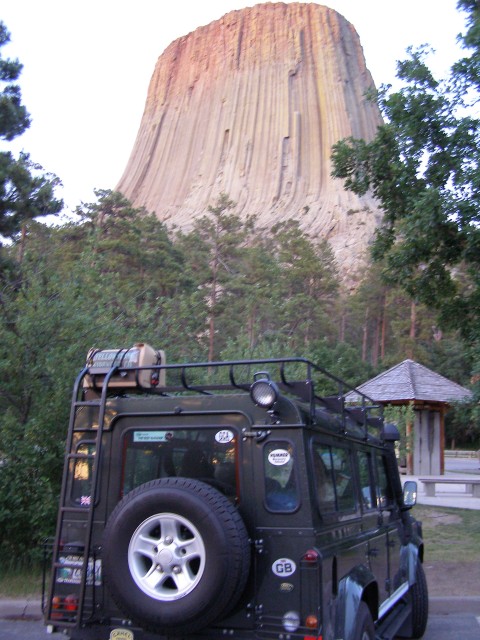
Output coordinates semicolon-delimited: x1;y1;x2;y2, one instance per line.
272;558;296;577
215;429;234;444
268;449;291;466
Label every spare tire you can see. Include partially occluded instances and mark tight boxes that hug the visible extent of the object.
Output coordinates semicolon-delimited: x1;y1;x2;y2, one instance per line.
102;477;250;635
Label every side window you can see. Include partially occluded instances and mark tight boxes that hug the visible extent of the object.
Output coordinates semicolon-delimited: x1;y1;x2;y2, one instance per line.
312;443;355;512
312;445;336;511
263;442;299;512
70;442;96;506
357;450;375;510
331;446;355;511
374;453;393;508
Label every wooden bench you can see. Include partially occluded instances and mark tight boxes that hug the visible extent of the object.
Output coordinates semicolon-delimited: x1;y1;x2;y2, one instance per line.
419;477;480;498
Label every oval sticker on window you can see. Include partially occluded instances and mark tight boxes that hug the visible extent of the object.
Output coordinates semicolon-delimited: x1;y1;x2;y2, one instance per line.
272;558;296;577
268;449;291;466
215;429;234;444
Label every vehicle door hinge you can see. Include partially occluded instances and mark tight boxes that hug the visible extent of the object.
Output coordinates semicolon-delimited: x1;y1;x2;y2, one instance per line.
254;538;265;554
242;428;271;442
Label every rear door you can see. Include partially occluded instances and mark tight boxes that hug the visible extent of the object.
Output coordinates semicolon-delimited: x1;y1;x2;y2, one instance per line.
250;432;311;634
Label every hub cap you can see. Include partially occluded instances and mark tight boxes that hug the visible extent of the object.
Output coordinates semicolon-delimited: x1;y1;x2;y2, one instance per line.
128;512;206;601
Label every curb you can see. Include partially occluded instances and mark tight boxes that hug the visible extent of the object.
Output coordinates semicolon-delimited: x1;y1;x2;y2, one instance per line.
0;598;42;621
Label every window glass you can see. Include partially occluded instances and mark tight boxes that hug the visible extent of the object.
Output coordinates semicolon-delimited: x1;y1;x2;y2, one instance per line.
312;443;355;512
357;450;374;510
71;442;96;507
312;444;336;511
374;453;392;508
122;428;237;498
330;446;355;511
263;442;299;512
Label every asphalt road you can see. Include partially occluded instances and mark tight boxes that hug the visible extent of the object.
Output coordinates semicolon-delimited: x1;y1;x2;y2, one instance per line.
445;455;480;475
1;612;479;640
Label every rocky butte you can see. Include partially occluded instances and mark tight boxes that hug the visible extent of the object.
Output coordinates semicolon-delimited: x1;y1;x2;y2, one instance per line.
117;2;383;281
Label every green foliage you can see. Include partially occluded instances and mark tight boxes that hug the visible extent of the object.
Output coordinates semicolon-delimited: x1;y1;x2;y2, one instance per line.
445;399;479;449
331;1;480;447
0;21;62;248
0;186;477;563
0;22;29;140
331;1;480;346
384;403;416;460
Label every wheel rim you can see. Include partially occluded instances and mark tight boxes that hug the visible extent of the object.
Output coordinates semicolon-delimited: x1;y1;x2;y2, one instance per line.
128;512;206;601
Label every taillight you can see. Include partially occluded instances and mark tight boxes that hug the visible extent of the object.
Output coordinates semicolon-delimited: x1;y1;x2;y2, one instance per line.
51;596;62;619
50;594;78;620
306;615;318;628
64;594;78;612
304;613;321;639
302;548;319;564
301;548;321;639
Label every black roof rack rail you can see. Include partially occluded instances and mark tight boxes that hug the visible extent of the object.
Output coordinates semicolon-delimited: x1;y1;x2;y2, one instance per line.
93;356;381;424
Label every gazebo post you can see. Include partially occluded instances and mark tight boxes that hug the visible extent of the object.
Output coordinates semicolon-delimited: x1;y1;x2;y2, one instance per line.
406;417;414;475
440;406;446;475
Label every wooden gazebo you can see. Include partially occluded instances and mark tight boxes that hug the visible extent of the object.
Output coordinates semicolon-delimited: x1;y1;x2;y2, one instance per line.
348;359;472;475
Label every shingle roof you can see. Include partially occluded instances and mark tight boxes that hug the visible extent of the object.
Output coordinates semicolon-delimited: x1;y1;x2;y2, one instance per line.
346;359;472;404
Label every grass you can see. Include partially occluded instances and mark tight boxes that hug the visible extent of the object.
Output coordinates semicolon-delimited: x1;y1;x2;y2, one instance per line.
411;504;480;563
0;560;45;598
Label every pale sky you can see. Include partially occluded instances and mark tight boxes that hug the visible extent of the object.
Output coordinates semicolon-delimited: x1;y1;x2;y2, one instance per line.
1;0;467;216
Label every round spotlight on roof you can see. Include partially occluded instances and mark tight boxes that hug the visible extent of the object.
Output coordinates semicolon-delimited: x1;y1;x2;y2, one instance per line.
250;378;279;409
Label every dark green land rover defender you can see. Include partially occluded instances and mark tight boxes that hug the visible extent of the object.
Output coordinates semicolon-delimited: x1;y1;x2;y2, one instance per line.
45;343;428;640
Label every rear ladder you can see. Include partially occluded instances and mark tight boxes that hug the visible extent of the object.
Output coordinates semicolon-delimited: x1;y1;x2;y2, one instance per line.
45;366;116;627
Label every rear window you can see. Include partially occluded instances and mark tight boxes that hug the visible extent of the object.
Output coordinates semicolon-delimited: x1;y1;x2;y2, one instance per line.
70;441;96;507
263;441;299;512
121;427;238;499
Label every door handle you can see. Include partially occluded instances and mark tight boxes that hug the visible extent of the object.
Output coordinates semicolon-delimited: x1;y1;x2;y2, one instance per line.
367;548;379;557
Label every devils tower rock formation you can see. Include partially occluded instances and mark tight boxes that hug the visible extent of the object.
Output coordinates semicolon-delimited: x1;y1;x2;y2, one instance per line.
117;2;383;279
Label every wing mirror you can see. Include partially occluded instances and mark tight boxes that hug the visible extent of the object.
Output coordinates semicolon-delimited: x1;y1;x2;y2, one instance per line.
403;480;417;508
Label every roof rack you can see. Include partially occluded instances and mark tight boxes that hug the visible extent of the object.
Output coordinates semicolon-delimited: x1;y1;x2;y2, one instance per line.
84;354;383;434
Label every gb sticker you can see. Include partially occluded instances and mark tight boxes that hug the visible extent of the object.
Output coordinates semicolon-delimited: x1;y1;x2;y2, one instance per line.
272;558;296;577
215;429;234;444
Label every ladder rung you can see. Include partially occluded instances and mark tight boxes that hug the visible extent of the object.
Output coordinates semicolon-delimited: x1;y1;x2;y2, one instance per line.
53;560;84;570
66;453;95;460
74;401;101;407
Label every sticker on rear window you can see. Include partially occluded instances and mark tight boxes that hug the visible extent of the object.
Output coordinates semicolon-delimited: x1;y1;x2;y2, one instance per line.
268;449;291;466
215;429;234;444
133;431;173;443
